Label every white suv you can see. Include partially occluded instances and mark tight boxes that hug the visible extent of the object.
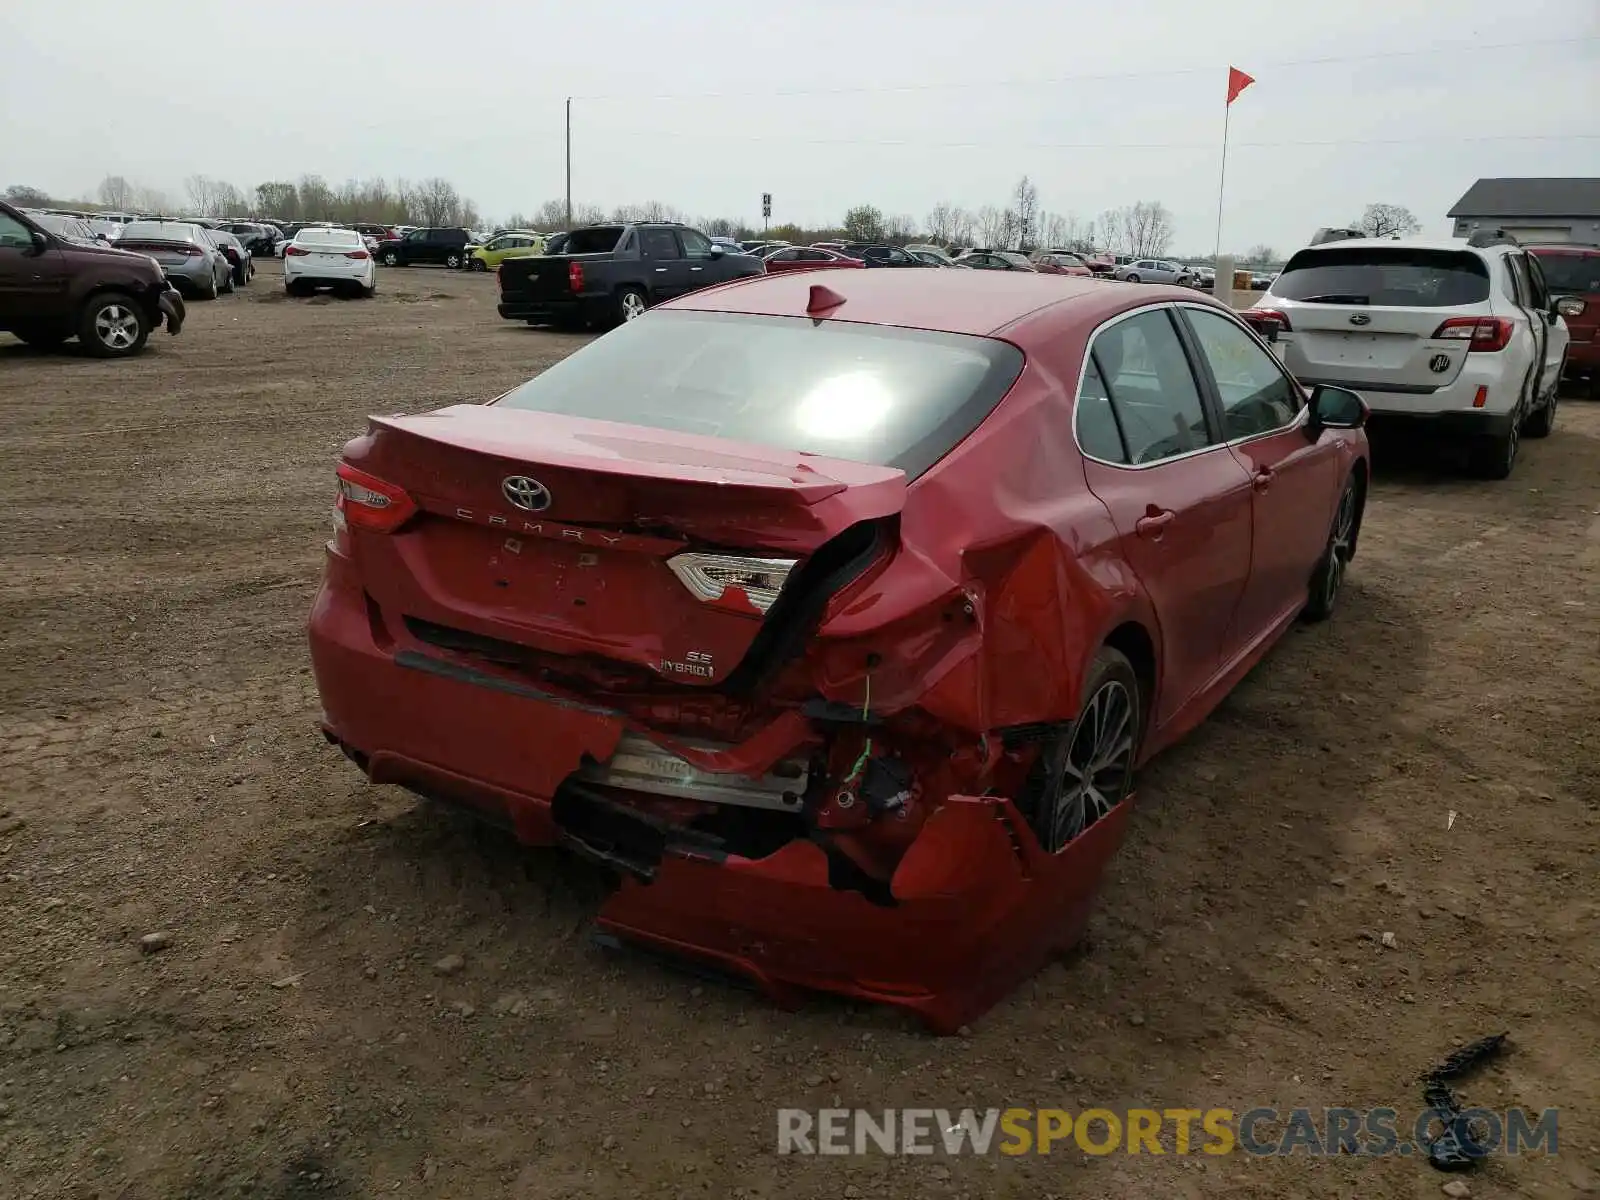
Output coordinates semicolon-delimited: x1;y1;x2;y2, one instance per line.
1248;234;1576;478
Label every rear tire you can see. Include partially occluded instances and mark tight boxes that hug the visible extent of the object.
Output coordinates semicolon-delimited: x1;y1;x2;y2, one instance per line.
78;292;150;358
1522;389;1557;438
1125;273;1141;284
201;273;218;301
1015;647;1141;853
614;286;648;326
220;270;235;294
1469;424;1519;480
444;253;462;269
382;251;399;267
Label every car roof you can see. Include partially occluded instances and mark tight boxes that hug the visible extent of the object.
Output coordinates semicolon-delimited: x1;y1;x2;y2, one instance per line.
668;269;1203;338
1288;236;1496;256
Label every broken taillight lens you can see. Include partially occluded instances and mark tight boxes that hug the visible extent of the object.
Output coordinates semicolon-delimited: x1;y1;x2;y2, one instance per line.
667;552;797;614
335;463;418;534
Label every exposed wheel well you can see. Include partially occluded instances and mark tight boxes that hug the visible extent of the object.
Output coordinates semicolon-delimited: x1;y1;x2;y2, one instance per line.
1103;620;1157;741
1348;459;1369;560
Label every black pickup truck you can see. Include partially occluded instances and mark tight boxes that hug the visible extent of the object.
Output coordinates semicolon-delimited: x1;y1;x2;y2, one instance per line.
497;222;764;328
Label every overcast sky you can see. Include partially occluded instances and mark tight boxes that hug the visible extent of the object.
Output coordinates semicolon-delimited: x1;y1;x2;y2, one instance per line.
2;0;1596;254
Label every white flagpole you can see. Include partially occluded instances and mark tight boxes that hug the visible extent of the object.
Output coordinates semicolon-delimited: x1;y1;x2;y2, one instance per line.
1214;94;1231;259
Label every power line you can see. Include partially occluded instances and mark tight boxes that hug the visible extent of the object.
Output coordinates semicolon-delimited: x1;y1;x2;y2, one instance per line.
572;130;1600;151
571;35;1600;102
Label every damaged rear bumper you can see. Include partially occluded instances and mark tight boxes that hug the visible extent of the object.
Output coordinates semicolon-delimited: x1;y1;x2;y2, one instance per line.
310;547;1133;1032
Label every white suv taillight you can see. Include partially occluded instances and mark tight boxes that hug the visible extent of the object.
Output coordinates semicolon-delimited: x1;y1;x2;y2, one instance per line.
667;552;797;614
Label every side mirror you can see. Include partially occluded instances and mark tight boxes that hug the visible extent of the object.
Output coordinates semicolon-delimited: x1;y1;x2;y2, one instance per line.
29;231;49;254
1306;385;1367;436
709;244;725;258
1554;296;1586;320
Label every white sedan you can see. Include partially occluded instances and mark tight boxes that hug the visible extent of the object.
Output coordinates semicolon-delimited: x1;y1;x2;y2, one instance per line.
283;227;376;297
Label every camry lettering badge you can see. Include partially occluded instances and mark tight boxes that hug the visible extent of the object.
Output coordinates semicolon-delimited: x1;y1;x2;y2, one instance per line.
1348;313;1371;326
502;476;551;512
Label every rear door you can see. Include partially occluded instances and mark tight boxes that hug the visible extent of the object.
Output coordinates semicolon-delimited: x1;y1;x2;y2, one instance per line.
639;227;688;299
1268;245;1493;392
1075;306;1255;729
1178;304;1339;641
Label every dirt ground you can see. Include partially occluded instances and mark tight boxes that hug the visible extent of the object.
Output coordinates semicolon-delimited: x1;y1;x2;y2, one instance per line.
1;260;1596;1200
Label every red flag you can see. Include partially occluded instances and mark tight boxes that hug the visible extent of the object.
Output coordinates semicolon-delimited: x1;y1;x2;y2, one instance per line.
1227;67;1255;105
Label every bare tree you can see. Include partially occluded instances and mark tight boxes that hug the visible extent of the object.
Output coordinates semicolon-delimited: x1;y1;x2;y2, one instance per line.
1117;201;1174;257
574;203;607;226
133;185;175;214
925;203;961;246
1242;243;1277;265
410;177;461;226
1010;176;1040;252
213;181;246;215
974;205;1008;247
184;175;222;214
255;181;298;219
949;206;975;246
298;174;335;221
98;175;133;210
1095;209;1123;254
1355;202;1421;238
884;213;918;243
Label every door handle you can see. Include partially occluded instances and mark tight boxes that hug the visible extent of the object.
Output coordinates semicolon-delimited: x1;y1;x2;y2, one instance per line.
1251;466;1275;490
690;266;703;271
1135;508;1175;538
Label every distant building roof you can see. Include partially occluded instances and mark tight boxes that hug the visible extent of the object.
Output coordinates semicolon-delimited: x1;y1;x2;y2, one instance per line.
1448;178;1600;219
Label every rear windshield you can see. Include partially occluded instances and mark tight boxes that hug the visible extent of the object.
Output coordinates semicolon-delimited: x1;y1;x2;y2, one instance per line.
1530;250;1600;295
295;228;361;247
494;311;1025;479
122;222;198;242
1272;246;1489;307
562;227;624;254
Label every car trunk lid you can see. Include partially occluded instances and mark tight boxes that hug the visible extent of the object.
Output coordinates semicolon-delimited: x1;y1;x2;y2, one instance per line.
117;238;199;267
342;405;904;687
1274;302;1475;390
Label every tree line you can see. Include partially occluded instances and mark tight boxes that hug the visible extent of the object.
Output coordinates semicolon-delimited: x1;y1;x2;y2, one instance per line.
3;174;1420;266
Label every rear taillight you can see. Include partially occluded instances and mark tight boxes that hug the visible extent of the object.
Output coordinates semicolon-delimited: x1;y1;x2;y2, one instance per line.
1432;316;1512;351
1246;307;1291;333
285;245;309;256
667;552;797;615
345;249;370;260
335;463;417;534
568;262;584;292
183;245;204;257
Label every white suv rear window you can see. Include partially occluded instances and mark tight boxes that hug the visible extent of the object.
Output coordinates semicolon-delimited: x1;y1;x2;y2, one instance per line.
1273;247;1490;307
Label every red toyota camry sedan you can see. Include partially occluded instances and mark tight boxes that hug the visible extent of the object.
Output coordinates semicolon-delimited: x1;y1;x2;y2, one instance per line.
309;270;1369;1032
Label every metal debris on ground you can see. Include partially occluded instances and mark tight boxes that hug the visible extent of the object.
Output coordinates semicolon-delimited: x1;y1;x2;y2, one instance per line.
1420;1032;1510;1171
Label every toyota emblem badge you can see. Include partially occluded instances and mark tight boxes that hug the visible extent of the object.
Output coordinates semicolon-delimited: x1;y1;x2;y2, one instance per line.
501;476;552;512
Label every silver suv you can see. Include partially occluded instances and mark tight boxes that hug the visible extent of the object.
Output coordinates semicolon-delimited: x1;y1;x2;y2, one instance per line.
1248;234;1580;478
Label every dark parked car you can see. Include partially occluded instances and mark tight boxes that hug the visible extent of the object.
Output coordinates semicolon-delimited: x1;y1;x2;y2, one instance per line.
0;200;184;356
374;227;471;268
839;243;933;268
497;223;765;328
1525;244;1599;395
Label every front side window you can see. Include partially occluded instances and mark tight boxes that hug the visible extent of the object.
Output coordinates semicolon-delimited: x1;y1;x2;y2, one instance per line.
678;229;713;259
0;212;33;248
1184;308;1302;439
1087;309;1213;466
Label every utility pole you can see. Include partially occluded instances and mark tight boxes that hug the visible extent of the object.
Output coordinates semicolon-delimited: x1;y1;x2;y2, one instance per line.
564;97;572;229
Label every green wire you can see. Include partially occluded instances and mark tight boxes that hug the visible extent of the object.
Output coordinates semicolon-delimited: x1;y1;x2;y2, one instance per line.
843;671;872;786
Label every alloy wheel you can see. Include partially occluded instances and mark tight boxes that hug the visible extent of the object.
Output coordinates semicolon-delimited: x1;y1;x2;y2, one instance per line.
94;304;140;351
1037;680;1135;851
621;292;647;321
1323;483;1357;608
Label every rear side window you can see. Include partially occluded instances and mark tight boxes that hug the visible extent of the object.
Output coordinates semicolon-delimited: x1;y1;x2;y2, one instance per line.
1530;251;1600;294
565;227;624;254
1075;359;1127;463
1087;309;1213;466
1273;246;1489;307
495;311;1025;480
